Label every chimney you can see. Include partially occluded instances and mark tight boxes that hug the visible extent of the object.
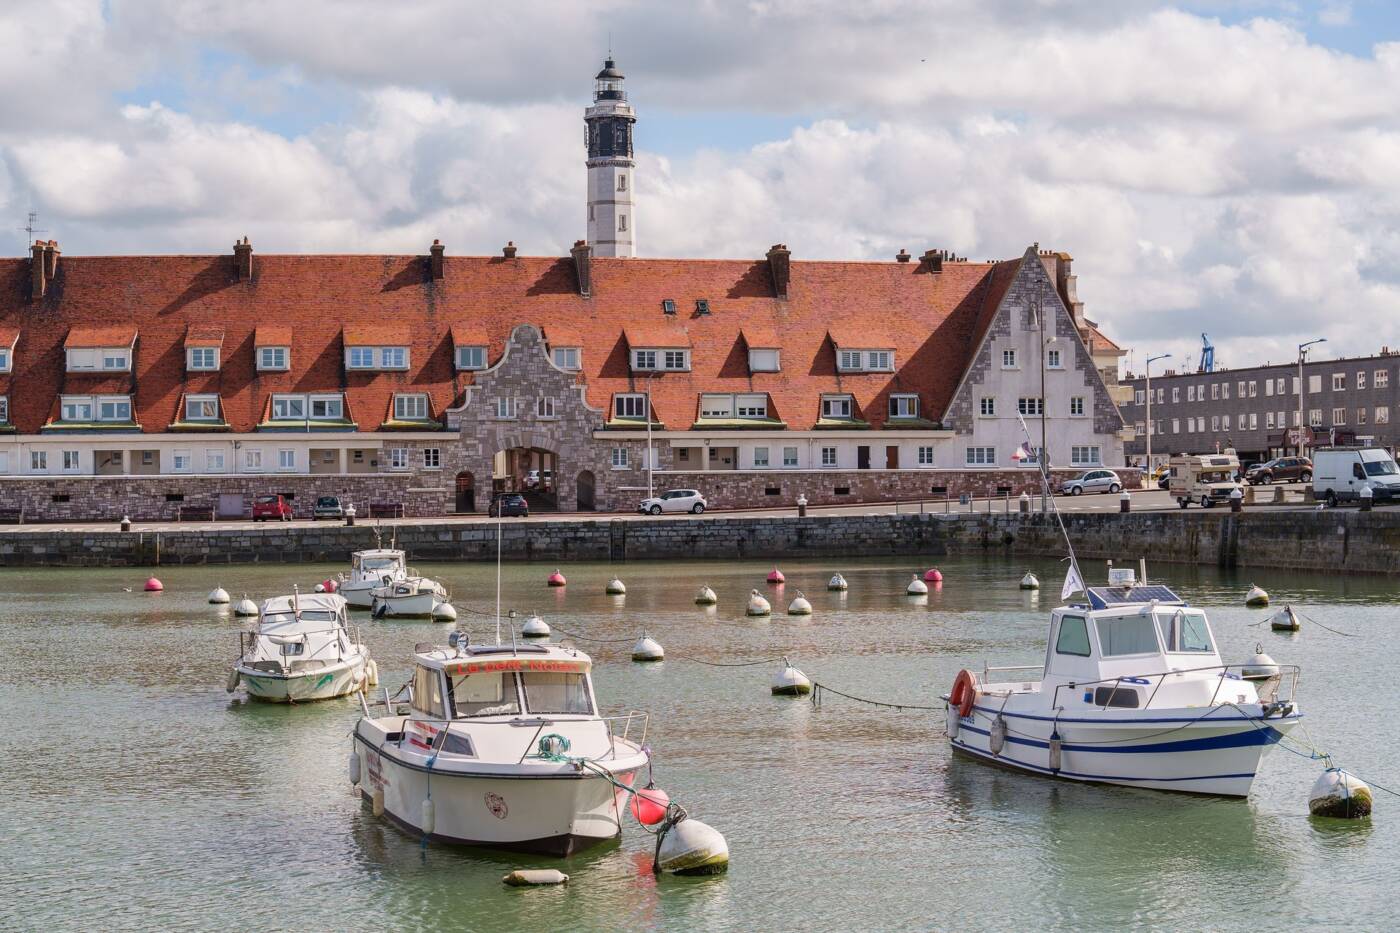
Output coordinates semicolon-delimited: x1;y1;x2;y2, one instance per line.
765;243;791;300
430;239;445;280
570;240;592;298
920;249;944;273
29;240;46;300
43;240;59;281
502;241;518;259
233;237;253;282
895;249;911;263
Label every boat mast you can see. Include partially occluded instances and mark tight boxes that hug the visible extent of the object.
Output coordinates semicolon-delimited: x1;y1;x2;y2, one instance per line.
1016;413;1085;593
495;513;503;645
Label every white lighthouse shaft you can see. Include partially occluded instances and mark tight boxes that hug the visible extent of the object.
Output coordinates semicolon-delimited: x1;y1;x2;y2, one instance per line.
585;58;636;258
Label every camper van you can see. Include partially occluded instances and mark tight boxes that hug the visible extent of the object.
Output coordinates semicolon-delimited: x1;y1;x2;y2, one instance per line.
1312;447;1400;507
1168;453;1241;509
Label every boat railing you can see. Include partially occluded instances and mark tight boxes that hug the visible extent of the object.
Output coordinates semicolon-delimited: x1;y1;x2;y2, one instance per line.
239;626;355;663
1049;662;1302;712
983;663;1046;683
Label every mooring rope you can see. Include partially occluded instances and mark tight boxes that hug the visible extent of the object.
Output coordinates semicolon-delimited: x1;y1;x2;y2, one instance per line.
809;681;945;711
1246;607;1354;637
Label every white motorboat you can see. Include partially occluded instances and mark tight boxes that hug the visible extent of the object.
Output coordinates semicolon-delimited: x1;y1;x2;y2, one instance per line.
945;569;1302;797
339;549;409;609
370;576;452;620
231;592;375;702
353;638;652;856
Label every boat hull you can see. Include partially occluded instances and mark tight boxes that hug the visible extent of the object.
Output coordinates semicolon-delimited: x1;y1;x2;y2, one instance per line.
354;732;643;856
341;582;376;609
949;701;1301;797
238;654;367;703
372;594;443;618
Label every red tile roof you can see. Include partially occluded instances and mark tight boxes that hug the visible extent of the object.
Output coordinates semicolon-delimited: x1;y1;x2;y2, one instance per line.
64;326;137;348
0;250;1030;433
0;327;17;349
1083;320;1124;353
184;325;224;347
344;324;412;345
542;324;586;346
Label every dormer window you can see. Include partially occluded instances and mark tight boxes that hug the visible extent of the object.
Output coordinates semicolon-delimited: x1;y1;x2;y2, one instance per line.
821;394;854;419
695;299;710;315
662;299;676;315
60;394;131;422
187;347;219;371
837;349;893;373
346;346;408;371
393;393;429;421
699;394;768;419
257;347;289;371
456;346;486;371
185;394;220;421
0;347;9;373
552;347;581;371
269;394;344;421
749;348;780;372
67;347;131;372
614;394;648;420
889;394;919;418
631;348;689;371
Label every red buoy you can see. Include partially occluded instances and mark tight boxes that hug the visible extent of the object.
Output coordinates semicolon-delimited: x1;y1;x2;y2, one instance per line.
630;787;670;826
767;568;785;584
144;577;164;592
924;568;943;583
322;578;338;593
547;570;567;587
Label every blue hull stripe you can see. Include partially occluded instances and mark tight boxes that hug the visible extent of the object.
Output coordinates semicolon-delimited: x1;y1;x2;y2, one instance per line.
966;702;1303;726
958;722;1282;754
950;739;1256;785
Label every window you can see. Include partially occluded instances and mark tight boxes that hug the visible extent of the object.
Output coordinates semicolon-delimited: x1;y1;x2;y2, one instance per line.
0;396;7;423
185;395;219;421
1055;616;1091;657
0;348;9;373
614;394;647;420
617;174;627;191
310;396;343;419
1070;396;1085;417
1156;388;1164;405
1135;421;1146;436
783;446;798;468
450;670;517;718
423;448;441;469
1358;407;1368;425
822;395;853;418
456;346;486;370
244;449;263;472
662;349;689;371
1096;615;1161;656
257;347;288;371
588;203;595;222
348;346;374;369
1309;375;1322;393
1292;377;1300;394
1248;413;1257;430
917;446;934;466
1017;397;1043;416
736;394;767;418
1136;389;1146;405
1377;407;1390;425
382;347;407;369
1156;610;1213;654
821;446;838;467
393;394;429;420
1309;408;1322;427
536;397;556;419
1292;411;1301;427
388;448;409;470
1071;446;1101;466
965;447;996;465
67;348;95;370
1248;381;1257;397
749;348;780;372
699;394;732;418
618;214;628;233
492;397;516;419
1186;386;1195;402
631;349;658;370
1265;380;1273;397
276;449;295;471
1332;373;1345;391
1358;372;1367;390
753;447;769;468
99;396;131;421
207;449;226;473
980;397;996;417
867;350;893;371
1002;349;1017;369
521;671;594;716
1266;412;1275;429
1211;416;1219;432
1236;381;1245;398
1333;407;1347;425
61;450;80;473
1376;370;1390;389
347;346;407;370
271;396;306;420
30;450;46;471
611;447;629;469
889;394;919;418
838;349;862;371
58;396;89;422
1221;382;1230;400
1222;414;1230;429
695;299;710;315
1171;418;1179;434
1046;348;1062;369
661;299;676;315
1171;387;1180;403
1211;383;1219;400
552;347;580;370
187;347;219;371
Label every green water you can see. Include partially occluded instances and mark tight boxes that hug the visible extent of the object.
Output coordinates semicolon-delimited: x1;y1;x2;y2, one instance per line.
0;556;1393;931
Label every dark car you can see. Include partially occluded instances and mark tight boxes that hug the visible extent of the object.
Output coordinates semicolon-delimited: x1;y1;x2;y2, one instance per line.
1245;456;1312;485
312;496;344;519
251;494;294;522
488;493;530;517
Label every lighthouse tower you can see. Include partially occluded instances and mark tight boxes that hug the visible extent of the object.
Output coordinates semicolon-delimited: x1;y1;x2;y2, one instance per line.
584;58;636;257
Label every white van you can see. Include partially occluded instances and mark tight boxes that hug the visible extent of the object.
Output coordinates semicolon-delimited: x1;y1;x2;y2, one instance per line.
1312;447;1400;506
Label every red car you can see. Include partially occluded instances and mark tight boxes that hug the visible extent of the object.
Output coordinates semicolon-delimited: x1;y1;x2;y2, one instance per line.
252;494;294;522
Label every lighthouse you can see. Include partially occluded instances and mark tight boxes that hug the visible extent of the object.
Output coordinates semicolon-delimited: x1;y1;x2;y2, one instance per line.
584;58;636;257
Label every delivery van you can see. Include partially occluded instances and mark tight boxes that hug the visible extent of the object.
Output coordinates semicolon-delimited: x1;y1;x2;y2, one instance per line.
1312;447;1400;507
1168;453;1241;509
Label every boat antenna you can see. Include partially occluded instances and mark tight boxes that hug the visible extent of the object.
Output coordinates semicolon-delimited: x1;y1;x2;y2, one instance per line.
494;512;503;645
1015;413;1085;596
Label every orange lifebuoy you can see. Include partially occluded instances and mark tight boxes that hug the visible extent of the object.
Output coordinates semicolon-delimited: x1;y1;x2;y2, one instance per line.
949;669;978;717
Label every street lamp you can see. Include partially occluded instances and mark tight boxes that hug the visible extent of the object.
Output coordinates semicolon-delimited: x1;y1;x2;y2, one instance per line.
643;371;656;500
1034;295;1056;512
1144;353;1171;479
1297;338;1326;456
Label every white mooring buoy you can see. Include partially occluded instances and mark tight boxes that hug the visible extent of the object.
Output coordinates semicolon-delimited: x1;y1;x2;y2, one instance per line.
233;595;259;617
606;577;627;595
503;869;569;886
694;585;718;605
787;591;813;615
1309;768;1373;819
771;660;812;696
1019;572;1040;590
522;614;551;638
433;602;458;623
1270;606;1301;632
632;635;665;662
746;589;771;616
907;575;929;596
208;587;231;604
1245;584;1270;607
827;572;848;591
656;818;730;875
1241;644;1280;681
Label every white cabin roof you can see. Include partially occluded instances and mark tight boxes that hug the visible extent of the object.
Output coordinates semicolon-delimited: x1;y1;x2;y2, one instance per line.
354;549;405;560
414;642;593;674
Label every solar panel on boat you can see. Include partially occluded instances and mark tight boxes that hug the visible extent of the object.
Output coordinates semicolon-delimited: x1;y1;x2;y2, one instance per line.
1086;585;1182;609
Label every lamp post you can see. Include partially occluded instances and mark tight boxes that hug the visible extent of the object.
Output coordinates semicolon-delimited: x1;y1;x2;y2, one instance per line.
1035;296;1056;512
644;372;655;500
1297;338;1326;456
1144;353;1172;480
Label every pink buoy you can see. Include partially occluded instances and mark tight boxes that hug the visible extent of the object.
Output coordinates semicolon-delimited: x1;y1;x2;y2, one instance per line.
767;568;785;584
322;579;338;593
547;569;567;587
144;577;164;592
924;568;943;583
630;787;670;826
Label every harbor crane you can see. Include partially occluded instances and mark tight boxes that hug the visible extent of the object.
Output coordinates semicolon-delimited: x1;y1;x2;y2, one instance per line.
1198;333;1215;373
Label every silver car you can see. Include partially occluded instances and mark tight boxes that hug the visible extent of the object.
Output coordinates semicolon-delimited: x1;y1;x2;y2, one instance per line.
1060;469;1122;496
638;489;707;514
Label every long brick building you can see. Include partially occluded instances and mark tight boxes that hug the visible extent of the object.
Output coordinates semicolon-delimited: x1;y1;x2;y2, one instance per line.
0;60;1131;520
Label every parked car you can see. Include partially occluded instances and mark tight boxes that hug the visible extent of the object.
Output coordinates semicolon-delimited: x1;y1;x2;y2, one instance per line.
252;494;294;522
1058;470;1122;496
488;493;530;517
313;495;344;519
1168;453;1241;508
1312;447;1400;507
1149;464;1171;489
525;469;554;491
1245;456;1312;485
638;489;708;514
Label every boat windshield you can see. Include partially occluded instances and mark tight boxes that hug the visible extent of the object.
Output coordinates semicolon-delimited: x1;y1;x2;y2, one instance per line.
521;672;594;715
1154;608;1214;653
263;610;337;624
1094;614;1161;656
361;557;401;572
449;671;521;718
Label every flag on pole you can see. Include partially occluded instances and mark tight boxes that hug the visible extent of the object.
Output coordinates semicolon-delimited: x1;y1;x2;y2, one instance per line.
1061;561;1085;600
1012;443;1032;463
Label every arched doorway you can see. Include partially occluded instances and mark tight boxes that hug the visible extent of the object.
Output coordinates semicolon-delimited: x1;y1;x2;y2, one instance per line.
455;471;475;512
576;470;596;511
494;445;561;511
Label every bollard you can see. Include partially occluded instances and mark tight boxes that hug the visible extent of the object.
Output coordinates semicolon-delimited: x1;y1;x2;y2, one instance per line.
120;515;131;533
345;504;357;527
1230;486;1243;513
1120;491;1131;514
1019;492;1030;515
1243;486;1255;505
796;494;808;518
1360;485;1373;512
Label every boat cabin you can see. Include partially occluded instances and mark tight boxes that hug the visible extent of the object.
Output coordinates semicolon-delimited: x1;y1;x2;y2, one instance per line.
352;548;406;579
258;592;349;634
409;644;597;725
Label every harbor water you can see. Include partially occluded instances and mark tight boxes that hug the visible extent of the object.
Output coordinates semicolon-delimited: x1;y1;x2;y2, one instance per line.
0;556;1394;931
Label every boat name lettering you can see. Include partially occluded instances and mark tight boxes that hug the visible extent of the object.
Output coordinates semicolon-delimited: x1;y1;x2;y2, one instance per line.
451;659;587;675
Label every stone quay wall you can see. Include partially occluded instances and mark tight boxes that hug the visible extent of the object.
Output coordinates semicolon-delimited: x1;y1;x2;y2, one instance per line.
4;508;1400;574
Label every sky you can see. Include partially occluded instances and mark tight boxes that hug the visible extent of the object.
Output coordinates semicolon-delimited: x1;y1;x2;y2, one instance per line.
1;0;1399;373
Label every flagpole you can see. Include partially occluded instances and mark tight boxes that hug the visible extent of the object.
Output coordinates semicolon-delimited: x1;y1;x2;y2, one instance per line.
1015;414;1085;597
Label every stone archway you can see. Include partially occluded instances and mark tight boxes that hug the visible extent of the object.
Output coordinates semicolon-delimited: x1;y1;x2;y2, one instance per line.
495;444;561;511
576;470;596;511
454;471;475;512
